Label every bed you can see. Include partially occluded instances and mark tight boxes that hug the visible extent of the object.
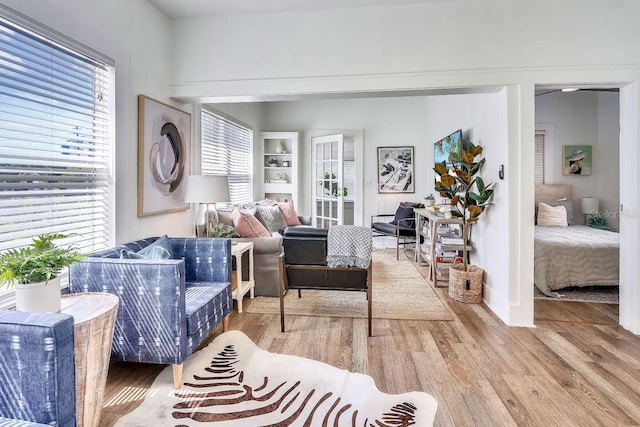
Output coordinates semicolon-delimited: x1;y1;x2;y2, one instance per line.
534;184;619;296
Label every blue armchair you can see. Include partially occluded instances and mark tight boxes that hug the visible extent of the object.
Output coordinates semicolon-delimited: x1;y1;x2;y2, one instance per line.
0;311;76;427
69;237;232;388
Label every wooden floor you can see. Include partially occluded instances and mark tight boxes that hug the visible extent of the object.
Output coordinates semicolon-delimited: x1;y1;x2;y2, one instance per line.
100;268;640;426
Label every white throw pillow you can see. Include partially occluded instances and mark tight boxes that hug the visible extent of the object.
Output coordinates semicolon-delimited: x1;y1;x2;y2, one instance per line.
537;202;568;227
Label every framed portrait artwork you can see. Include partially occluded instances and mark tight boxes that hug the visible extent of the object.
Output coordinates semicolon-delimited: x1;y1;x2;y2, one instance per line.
563;144;592;176
138;95;191;216
377;146;415;193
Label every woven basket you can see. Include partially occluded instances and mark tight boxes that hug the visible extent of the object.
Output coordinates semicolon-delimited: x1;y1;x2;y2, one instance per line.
448;264;483;303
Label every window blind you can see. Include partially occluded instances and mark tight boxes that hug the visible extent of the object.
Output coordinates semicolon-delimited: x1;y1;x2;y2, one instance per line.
0;14;114;254
535;132;545;185
201;109;253;204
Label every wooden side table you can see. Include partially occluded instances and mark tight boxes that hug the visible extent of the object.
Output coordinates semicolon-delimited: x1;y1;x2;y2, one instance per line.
231;241;255;313
61;293;119;427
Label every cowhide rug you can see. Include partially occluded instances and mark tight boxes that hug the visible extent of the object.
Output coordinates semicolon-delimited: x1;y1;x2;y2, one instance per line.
115;331;438;426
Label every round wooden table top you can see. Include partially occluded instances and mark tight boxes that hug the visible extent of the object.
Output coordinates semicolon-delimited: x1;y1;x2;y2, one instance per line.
61;292;119;324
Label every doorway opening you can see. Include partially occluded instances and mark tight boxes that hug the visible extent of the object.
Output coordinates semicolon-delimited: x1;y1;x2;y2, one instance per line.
533;85;622;325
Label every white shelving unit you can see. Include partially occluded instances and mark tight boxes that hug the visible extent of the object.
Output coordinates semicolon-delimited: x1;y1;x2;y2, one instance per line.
261;132;299;205
414;208;472;287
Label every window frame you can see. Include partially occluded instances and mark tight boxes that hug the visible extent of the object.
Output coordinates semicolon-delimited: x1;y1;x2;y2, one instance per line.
0;5;115;308
200;107;254;204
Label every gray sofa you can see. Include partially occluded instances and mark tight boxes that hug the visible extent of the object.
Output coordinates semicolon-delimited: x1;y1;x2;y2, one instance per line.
200;202;311;296
234;215;311;296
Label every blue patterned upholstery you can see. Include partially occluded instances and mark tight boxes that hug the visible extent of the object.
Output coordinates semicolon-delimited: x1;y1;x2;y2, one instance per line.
0;311;75;427
0;418;50;427
69;237;232;367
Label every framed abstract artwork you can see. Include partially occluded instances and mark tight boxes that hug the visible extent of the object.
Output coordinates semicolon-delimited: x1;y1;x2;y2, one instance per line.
563;144;592;176
377;146;415;193
138;95;191;216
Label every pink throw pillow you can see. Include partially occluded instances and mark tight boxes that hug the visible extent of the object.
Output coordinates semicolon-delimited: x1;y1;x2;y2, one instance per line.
232;209;271;238
278;201;302;226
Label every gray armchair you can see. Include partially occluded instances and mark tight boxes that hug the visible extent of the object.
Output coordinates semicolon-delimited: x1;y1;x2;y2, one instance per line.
70;237;232;388
0;311;76;427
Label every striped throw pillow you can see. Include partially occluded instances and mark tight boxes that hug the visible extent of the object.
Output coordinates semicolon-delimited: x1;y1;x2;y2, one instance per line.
537;202;568;227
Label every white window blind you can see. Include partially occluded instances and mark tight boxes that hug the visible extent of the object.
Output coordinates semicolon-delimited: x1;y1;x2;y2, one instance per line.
201;109;253;204
535;132;545;185
0;12;114;254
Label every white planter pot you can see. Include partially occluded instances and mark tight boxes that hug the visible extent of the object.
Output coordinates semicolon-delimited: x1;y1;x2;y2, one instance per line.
15;276;61;313
425;199;435;207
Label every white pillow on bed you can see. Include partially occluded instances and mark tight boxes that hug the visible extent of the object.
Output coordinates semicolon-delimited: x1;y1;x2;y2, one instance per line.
547;199;574;225
537;202;568;227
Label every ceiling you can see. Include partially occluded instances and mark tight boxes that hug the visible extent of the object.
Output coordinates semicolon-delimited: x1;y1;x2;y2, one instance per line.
147;0;442;18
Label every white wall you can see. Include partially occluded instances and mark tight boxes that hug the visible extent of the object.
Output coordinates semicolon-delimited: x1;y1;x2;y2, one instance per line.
170;0;640;100
536;91;620;230
423;92;510;316
1;0;194;242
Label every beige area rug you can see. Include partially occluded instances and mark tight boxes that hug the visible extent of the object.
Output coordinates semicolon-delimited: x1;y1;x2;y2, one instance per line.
245;249;453;321
115;331;438;426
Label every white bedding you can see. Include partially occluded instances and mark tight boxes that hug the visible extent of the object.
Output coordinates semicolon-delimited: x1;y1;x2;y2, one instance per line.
534;225;619;296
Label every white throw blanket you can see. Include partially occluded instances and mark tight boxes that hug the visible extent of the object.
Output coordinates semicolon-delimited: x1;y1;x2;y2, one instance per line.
327;225;372;269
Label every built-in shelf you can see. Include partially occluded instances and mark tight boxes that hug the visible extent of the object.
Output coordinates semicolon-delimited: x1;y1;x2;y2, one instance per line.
261;132;299;204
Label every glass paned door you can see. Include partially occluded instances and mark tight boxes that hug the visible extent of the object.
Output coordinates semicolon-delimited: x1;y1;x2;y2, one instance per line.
312;134;344;228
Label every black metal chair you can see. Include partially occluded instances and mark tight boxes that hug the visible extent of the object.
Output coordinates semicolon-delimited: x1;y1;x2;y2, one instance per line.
371;202;423;260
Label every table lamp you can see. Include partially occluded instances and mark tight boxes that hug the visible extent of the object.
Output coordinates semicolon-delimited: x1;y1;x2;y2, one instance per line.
581;197;599;223
184;175;230;237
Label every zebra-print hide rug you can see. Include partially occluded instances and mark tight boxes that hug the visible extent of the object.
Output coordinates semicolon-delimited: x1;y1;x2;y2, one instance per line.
115;331;438;426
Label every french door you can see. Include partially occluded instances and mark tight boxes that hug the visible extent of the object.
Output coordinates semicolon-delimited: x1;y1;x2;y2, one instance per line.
312;134;344;228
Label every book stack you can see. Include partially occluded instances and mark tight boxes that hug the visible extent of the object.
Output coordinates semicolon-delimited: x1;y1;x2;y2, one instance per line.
440;237;464;245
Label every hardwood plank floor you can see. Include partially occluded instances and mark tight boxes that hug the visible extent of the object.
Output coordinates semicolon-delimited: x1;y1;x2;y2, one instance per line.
99;263;640;426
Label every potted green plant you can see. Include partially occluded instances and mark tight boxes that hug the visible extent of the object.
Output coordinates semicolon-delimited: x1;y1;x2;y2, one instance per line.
424;193;436;207
0;233;85;312
434;142;495;303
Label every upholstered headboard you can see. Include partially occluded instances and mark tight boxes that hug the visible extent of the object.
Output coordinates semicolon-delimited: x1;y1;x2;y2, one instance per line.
534;184;575;225
535;184;572;204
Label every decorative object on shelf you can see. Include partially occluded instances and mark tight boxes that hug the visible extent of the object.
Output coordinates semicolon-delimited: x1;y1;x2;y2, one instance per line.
434;140;495;303
0;233;85;312
563;144;592;176
282;160;290;167
184;175;230;237
269;173;289;184
267;158;278;167
274;140;285;154
377;146;414;193
138;95;191;216
424;194;435;207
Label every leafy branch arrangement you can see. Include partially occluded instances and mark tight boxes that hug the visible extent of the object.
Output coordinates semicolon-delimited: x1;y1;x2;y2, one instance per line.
434;142;495;271
0;234;85;287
